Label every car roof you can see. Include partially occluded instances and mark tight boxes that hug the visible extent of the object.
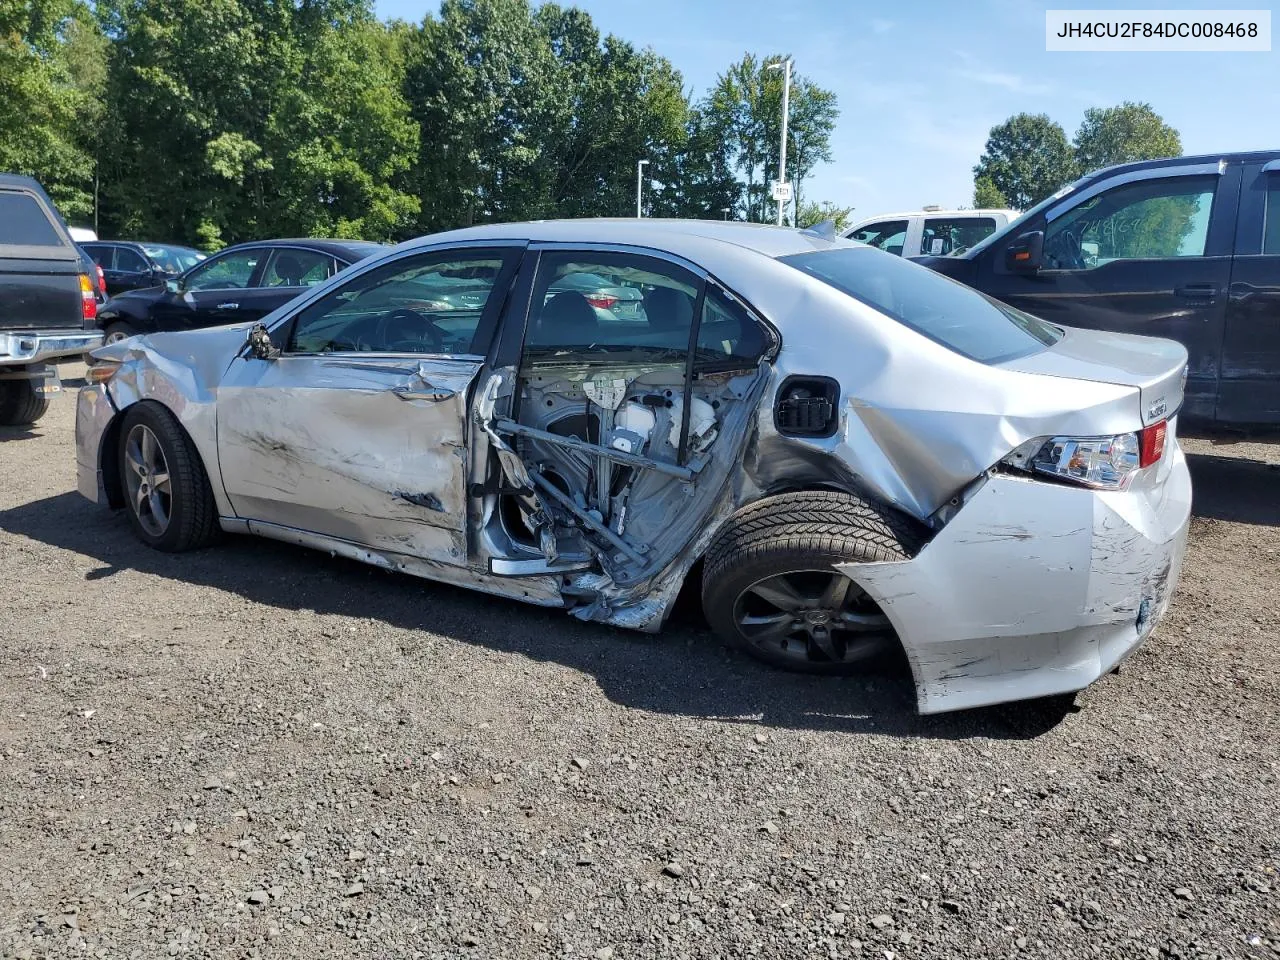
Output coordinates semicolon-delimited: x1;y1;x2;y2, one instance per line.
0;173;47;193
850;209;1018;222
402;218;844;262
1088;148;1280;181
218;238;388;260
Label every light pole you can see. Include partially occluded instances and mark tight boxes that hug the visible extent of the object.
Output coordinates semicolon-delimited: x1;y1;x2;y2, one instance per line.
767;57;792;226
636;159;649;218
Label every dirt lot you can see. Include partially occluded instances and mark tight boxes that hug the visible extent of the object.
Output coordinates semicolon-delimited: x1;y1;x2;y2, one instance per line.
1;373;1278;960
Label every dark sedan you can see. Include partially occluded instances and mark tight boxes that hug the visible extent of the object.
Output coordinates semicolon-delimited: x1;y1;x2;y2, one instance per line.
82;241;206;297
95;239;386;343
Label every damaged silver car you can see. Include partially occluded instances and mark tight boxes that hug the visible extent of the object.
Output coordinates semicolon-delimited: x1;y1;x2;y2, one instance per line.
76;220;1192;713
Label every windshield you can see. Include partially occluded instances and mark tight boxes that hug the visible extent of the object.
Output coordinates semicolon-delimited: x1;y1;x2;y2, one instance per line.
142;244;205;273
781;247;1062;364
961;173;1093;259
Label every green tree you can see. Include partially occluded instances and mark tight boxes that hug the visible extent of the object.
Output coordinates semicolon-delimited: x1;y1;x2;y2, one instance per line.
703;54;838;224
973;174;1008;209
0;0;101;219
97;0;418;245
795;200;855;232
402;0;559;231
973;113;1077;210
1073;101;1181;175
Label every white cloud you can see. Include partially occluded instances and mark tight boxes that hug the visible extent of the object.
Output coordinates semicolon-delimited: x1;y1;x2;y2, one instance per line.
953;68;1055;96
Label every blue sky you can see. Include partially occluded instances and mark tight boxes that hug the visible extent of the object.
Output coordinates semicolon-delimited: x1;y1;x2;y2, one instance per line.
373;0;1278;216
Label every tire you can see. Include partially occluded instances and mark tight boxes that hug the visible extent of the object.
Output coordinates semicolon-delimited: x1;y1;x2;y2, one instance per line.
0;380;50;426
117;401;219;552
701;490;924;675
103;321;137;345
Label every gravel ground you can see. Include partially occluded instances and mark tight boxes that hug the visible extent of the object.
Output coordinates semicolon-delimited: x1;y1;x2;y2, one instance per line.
1;373;1277;960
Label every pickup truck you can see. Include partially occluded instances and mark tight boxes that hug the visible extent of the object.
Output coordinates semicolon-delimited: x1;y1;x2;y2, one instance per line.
914;150;1280;428
843;208;1020;258
0;174;104;426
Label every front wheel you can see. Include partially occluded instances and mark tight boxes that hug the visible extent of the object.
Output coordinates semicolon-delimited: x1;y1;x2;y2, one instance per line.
117;402;220;552
0;380;50;426
701;491;923;674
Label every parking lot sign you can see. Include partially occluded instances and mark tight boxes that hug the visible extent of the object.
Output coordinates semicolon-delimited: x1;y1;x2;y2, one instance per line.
771;181;792;202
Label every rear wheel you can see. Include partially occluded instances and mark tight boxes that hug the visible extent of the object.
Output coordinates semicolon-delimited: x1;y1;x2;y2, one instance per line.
117;402;219;551
104;321;137;345
702;491;923;674
0;380;50;426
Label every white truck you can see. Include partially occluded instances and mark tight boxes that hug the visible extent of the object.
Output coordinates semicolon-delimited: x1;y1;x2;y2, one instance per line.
842;206;1019;258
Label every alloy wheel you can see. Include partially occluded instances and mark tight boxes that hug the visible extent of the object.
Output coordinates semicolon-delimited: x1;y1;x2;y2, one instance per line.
731;569;891;665
123;423;172;537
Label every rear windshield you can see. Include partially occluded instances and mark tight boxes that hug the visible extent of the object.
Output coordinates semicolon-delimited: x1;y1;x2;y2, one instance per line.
0;191;65;247
781;247;1062;363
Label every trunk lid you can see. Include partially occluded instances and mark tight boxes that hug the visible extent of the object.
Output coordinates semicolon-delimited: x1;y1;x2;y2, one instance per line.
997;325;1187;427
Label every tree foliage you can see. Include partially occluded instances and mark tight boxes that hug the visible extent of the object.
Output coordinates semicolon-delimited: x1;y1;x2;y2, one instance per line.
0;0;101;219
1073;101;1181;174
973;113;1078;210
9;0;841;245
702;54;837;224
795;200;855;232
972;174;1008;209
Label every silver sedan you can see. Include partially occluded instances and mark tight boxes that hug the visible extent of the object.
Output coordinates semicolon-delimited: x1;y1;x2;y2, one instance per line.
75;219;1191;714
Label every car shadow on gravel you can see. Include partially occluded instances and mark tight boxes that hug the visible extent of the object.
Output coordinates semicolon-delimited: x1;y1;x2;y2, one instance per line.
0;425;43;442
1;492;1077;742
1187;452;1280;527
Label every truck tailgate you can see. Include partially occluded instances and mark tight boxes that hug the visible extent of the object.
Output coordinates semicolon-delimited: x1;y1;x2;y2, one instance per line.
0;257;82;332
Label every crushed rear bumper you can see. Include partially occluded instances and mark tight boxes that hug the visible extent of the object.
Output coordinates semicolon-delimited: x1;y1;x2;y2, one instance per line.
842;440;1192;714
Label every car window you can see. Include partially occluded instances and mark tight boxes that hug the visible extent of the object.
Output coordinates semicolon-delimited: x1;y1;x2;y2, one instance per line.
847;220;909;256
1264;179;1280;255
261;248;335;288
82;244;112;267
0;191;65;246
287;250;512;356
115;247;149;273
921;217;998;257
1043;175;1216;270
782;247;1062;365
526;251;703;360
142;244;205;273
698;286;770;367
184;249;261;290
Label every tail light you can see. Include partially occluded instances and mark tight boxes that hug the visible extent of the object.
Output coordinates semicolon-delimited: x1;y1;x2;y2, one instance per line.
80;274;98;322
1139;420;1167;468
586;294;618;310
1002;420;1171;490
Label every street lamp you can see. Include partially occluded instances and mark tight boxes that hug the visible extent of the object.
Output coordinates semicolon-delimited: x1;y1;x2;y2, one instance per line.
636;159;649;218
767;57;793;227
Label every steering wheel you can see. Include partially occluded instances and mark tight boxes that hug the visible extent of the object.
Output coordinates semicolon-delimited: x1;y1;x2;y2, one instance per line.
1050;227;1087;271
377;308;446;353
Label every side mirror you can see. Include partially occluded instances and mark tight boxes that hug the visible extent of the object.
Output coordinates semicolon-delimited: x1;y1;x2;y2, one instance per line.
1005;230;1044;272
165;278;181;294
245;323;280;361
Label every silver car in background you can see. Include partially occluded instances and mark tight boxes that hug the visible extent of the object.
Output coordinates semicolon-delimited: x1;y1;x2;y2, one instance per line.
75;219;1191;714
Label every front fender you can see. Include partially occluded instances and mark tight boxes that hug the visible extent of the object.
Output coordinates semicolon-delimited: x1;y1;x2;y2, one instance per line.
96;325;252;520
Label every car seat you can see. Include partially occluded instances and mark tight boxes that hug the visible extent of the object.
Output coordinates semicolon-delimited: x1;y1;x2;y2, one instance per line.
535;291;598;345
273;254;305;287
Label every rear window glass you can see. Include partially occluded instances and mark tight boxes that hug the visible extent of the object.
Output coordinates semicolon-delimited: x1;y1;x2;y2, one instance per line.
781;247;1062;364
0;191;65;246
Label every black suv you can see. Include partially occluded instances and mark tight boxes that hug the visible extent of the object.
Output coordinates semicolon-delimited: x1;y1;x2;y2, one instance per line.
914;150;1280;428
81;240;206;297
96;238;386;343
